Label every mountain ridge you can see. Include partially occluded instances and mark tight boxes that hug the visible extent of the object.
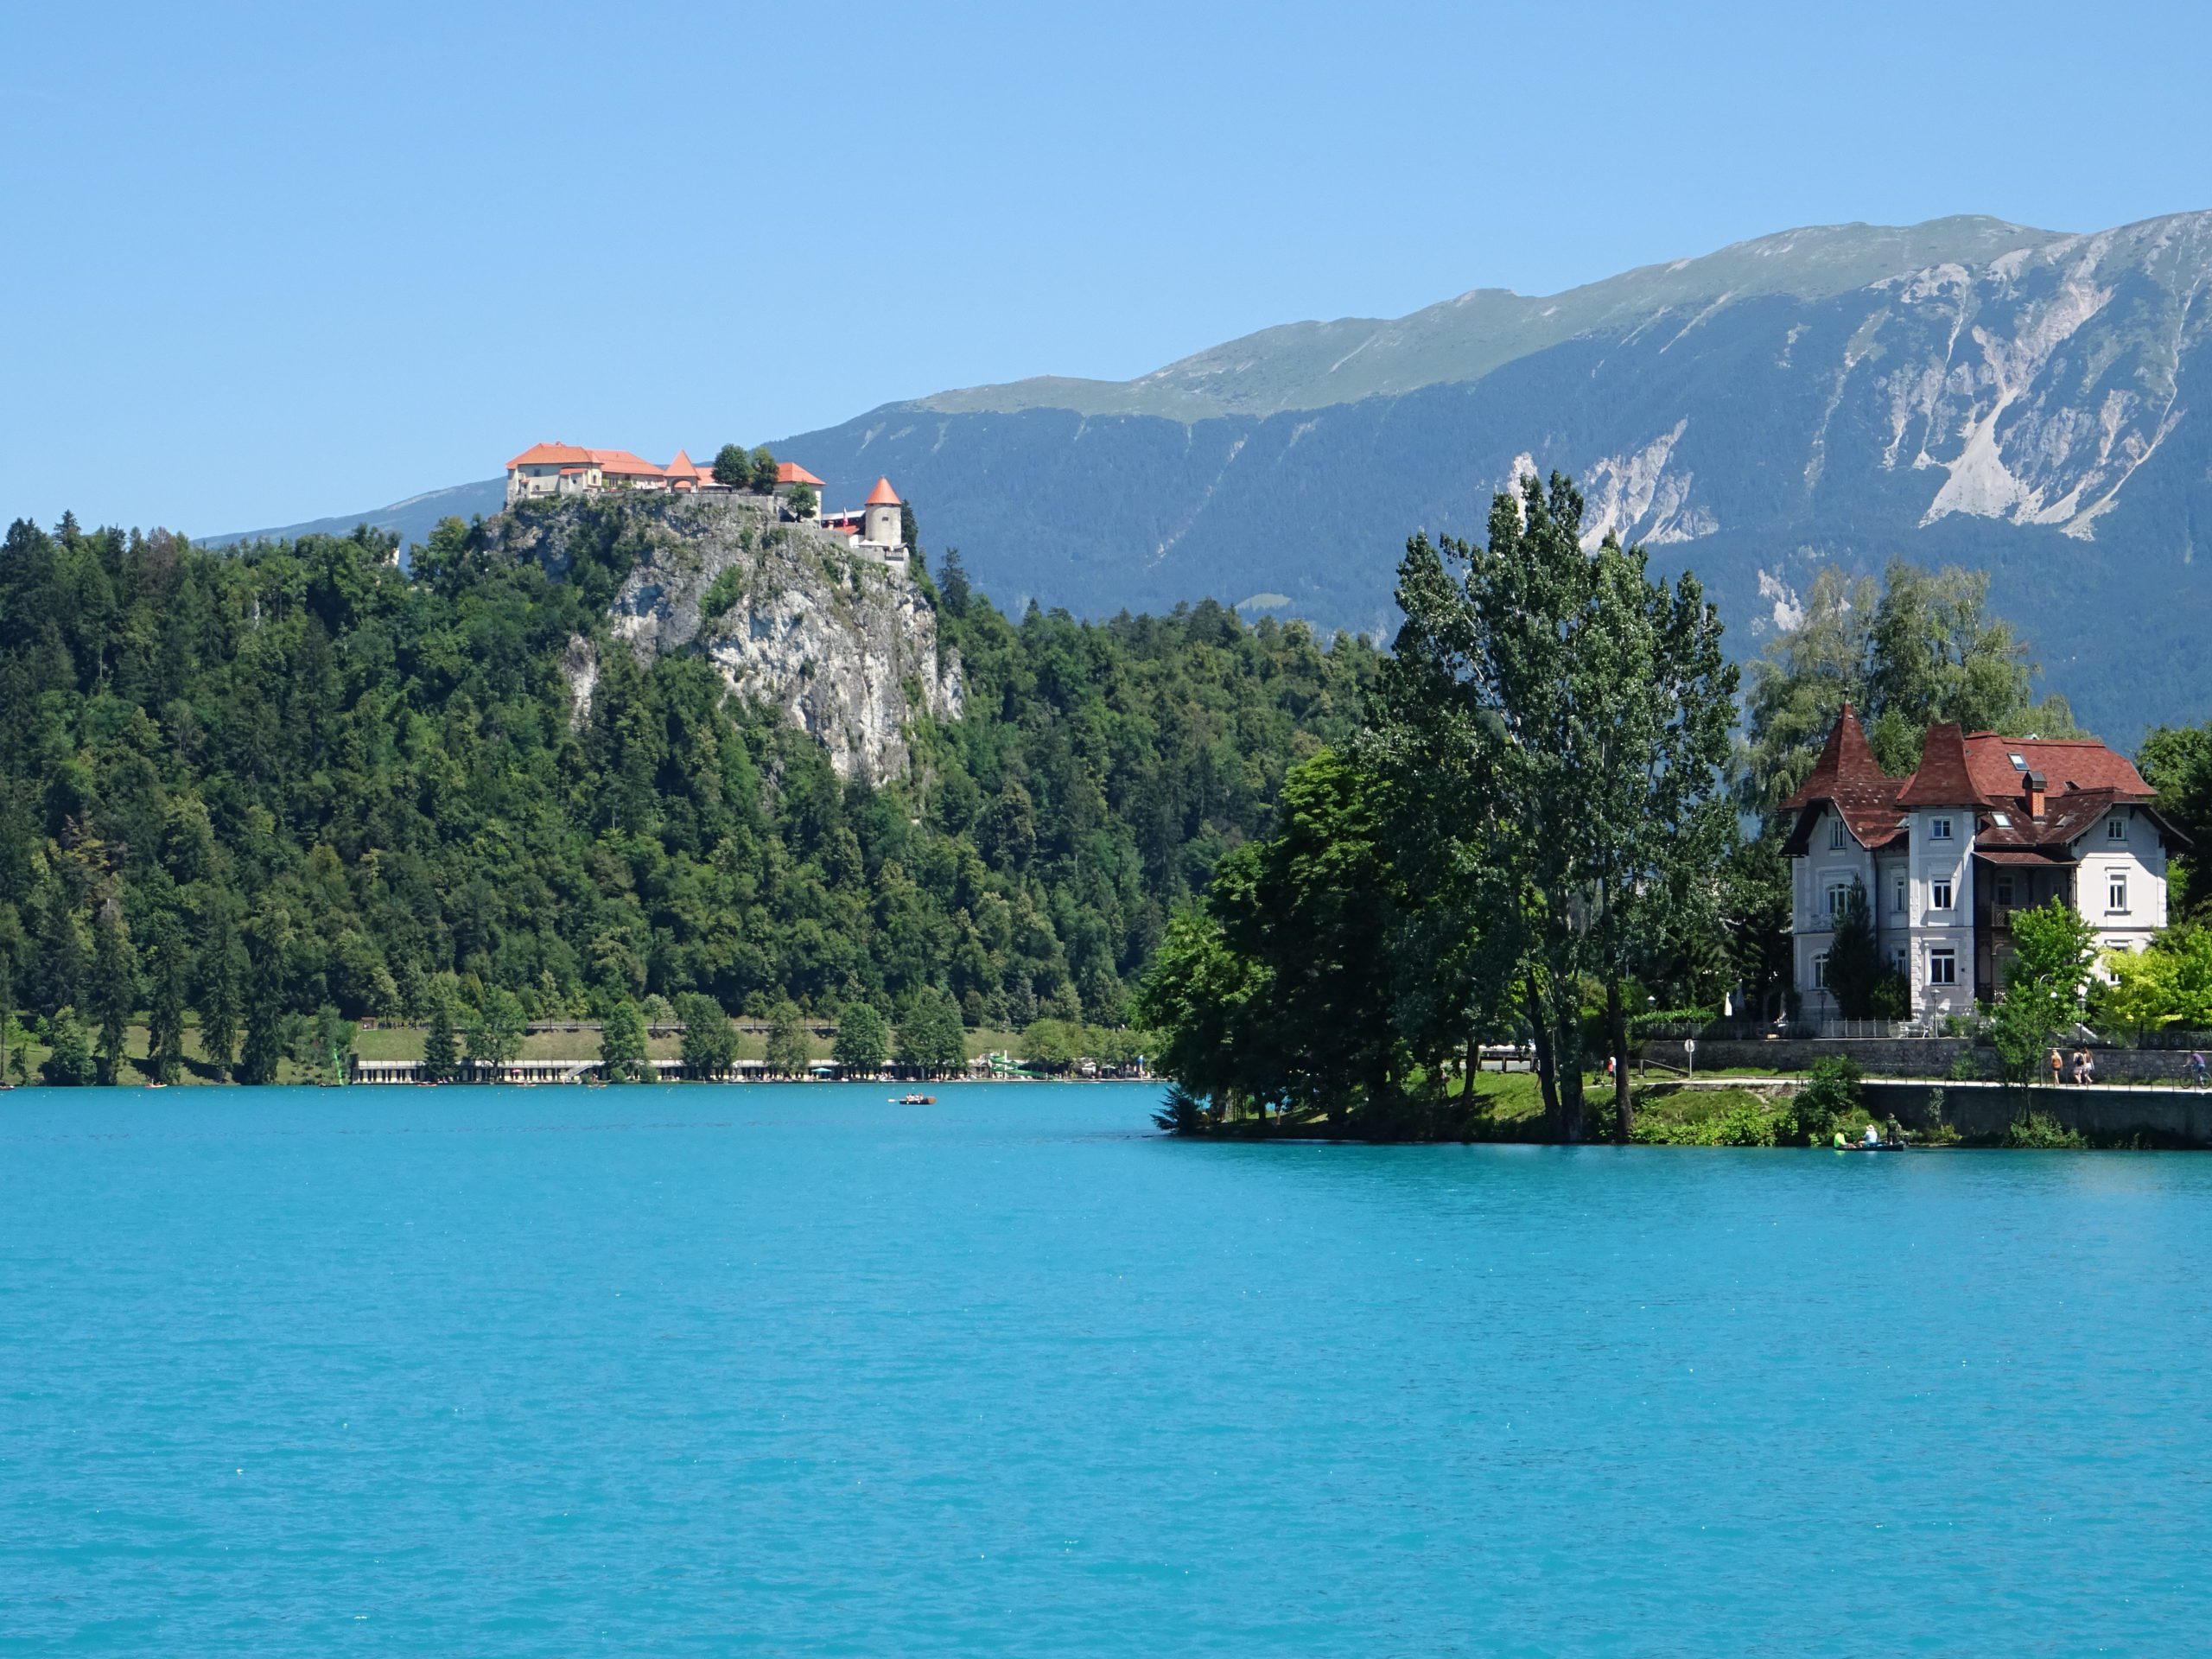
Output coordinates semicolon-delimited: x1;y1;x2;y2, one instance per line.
203;210;2212;740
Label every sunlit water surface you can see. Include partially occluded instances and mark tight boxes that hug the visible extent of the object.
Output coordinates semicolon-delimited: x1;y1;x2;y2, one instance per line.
3;1082;2209;1654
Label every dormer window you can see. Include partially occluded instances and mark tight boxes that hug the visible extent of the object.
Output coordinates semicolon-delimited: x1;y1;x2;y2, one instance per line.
1929;817;1954;841
1828;817;1848;850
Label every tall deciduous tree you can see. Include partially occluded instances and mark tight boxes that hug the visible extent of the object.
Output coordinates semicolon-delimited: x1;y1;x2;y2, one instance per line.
1742;560;2081;811
677;991;737;1077
711;443;751;487
465;988;526;1069
1990;899;2098;1087
764;1002;810;1077
1374;474;1737;1140
832;1002;888;1074
894;988;965;1078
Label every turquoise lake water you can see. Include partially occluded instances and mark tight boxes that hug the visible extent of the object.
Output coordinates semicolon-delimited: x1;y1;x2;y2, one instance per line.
3;1082;2210;1654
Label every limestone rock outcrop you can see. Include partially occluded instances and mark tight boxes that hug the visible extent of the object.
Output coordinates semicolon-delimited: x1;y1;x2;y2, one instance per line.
492;494;961;779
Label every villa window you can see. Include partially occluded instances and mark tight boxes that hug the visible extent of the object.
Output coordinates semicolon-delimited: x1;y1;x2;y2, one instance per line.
2109;872;2128;913
1929;950;1957;987
1995;874;2015;907
1892;876;1906;914
1930;879;1953;912
1929;817;1955;841
1813;952;1828;989
2107;817;2126;841
1829;817;1847;850
1826;882;1853;919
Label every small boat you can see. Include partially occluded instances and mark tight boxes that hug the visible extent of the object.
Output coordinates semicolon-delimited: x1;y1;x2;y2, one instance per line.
889;1093;937;1105
1834;1139;1909;1153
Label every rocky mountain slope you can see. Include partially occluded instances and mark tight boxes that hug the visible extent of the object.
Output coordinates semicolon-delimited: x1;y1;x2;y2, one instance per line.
779;212;2212;740
212;211;2212;741
490;494;961;780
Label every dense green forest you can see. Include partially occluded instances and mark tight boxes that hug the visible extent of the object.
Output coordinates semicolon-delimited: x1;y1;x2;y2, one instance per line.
0;509;1377;1082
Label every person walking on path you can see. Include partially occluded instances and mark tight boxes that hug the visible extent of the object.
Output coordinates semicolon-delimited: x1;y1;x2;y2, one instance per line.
2050;1047;2064;1088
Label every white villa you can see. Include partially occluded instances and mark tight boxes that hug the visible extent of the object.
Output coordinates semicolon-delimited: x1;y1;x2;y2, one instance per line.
1784;706;2184;1020
503;444;909;566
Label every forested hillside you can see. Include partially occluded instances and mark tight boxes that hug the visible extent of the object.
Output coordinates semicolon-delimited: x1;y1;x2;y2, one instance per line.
0;511;1376;1078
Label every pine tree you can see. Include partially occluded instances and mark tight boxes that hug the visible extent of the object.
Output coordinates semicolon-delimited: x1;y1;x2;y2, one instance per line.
237;969;288;1085
0;929;14;1085
196;902;242;1081
599;998;646;1082
39;887;85;1019
145;912;188;1084
234;905;290;1086
421;991;458;1084
90;898;136;1086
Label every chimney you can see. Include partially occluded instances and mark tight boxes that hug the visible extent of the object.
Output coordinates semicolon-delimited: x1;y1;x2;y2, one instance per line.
2025;770;2047;819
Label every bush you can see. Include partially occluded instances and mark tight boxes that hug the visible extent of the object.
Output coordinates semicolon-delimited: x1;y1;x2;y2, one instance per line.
1783;1057;1863;1143
1152;1084;1207;1135
2005;1112;2086;1149
1630;1089;1781;1146
700;567;746;623
41;1008;95;1085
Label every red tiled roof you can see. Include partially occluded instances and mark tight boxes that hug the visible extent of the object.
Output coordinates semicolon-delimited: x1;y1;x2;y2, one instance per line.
664;448;702;480
777;461;826;487
1787;710;2182;863
507;442;596;469
865;476;901;506
589;448;666;478
1961;733;2152;803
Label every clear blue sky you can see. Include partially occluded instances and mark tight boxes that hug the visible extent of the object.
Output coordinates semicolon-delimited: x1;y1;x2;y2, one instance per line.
6;0;2209;536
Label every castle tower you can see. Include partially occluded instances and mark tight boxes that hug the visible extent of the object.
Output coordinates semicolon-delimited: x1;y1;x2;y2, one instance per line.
862;477;903;550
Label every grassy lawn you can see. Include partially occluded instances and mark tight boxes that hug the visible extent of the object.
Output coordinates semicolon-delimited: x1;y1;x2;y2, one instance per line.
353;1027;686;1064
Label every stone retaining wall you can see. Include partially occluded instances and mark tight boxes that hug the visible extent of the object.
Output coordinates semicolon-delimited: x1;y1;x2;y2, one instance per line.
1862;1080;2212;1146
1645;1038;2210;1085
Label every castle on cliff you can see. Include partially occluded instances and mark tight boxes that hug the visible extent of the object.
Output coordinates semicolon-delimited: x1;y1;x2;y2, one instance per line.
503;443;907;567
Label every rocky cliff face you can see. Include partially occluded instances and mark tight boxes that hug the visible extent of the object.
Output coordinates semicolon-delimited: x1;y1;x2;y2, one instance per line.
492;494;961;780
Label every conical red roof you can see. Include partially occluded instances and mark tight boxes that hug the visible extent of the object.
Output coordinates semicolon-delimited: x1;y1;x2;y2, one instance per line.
1780;702;1882;808
865;477;901;506
1897;722;1992;808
